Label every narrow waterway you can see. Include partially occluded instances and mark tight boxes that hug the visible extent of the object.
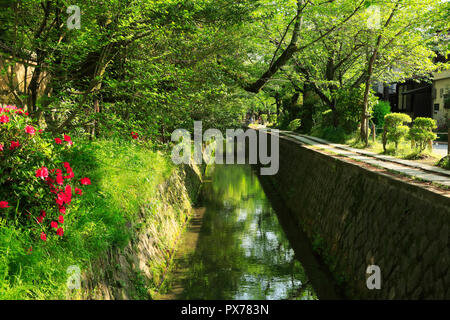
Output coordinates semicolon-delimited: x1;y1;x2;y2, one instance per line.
158;164;339;300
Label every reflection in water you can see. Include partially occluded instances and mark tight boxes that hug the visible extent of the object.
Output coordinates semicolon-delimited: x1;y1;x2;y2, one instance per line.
160;165;317;300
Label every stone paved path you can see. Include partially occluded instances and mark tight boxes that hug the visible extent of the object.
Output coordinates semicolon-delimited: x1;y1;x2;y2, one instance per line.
277;131;450;188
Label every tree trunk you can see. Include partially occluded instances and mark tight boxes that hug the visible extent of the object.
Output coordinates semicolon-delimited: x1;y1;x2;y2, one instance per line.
360;1;400;146
90;98;100;140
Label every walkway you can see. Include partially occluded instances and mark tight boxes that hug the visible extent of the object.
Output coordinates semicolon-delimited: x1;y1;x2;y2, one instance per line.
277;131;450;188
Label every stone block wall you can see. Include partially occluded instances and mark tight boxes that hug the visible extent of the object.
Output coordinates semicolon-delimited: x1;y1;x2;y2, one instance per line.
263;134;450;299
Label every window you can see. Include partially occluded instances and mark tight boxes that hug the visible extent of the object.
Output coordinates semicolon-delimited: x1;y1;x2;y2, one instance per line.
444;94;450;109
434;103;440;112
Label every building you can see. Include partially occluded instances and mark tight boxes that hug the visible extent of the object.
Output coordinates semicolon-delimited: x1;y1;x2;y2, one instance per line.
374;68;450;130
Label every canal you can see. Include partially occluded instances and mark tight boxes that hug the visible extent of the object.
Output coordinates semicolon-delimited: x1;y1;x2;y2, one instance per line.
158;164;340;300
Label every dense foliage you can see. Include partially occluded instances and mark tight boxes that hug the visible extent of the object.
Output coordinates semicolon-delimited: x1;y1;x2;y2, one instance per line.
0;0;449;300
409;117;438;152
0;105;91;242
382;113;412;151
372;101;391;128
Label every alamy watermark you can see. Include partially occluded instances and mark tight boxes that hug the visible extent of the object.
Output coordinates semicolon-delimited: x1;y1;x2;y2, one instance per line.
366;5;381;30
366;264;381;290
67;5;81;30
171;121;280;176
67;265;81;290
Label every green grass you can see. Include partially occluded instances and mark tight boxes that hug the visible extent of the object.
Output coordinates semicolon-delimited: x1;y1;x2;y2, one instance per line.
345;134;442;162
0;138;175;299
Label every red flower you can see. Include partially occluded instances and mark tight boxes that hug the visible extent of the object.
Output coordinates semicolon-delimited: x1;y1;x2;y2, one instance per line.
51;221;58;229
56;191;70;206
80;177;91;185
64;169;75;179
36;167;49;179
37;216;44;223
131;131;139;139
0;144;3;151
0;201;10;208
25;125;36;135
38;129;43;133
41;210;46;217
40;232;47;241
56;174;64;185
58;215;64;224
59;206;66;215
55;138;62;144
65;185;72;204
64;134;72;146
9;141;20;150
75;187;83;196
0;115;9;123
56;227;64;236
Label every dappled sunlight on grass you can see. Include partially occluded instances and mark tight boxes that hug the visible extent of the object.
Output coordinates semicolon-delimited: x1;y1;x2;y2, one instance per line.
345;133;442;164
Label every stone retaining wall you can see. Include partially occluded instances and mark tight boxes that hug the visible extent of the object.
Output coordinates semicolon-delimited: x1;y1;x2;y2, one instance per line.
261;133;450;299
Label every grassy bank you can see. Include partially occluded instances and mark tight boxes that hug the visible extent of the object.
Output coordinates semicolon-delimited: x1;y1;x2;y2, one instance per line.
0;139;180;299
310;130;444;167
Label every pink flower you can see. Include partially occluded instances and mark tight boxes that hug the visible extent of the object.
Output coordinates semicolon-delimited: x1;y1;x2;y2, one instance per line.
25;125;36;135
40;232;47;241
36;167;49;179
0;201;10;208
80;177;91;185
55;138;62;144
0;144;3;151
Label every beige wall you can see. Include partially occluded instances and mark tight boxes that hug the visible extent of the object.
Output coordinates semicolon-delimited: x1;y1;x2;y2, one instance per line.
433;69;450;128
0;57;47;107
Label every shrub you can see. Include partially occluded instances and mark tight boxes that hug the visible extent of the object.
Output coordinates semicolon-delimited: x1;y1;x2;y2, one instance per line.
311;125;348;143
288;119;302;132
372;101;391;128
382;113;412;152
438;155;450;170
0;105;91;243
334;87;378;133
408;117;437;152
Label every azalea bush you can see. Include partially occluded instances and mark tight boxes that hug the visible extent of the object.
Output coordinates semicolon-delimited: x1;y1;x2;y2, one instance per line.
0;105;91;243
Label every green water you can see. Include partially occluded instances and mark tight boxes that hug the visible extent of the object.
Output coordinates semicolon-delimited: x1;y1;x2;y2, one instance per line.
161;164;323;300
